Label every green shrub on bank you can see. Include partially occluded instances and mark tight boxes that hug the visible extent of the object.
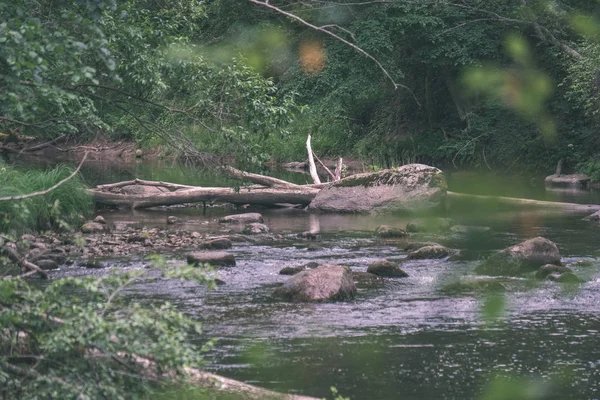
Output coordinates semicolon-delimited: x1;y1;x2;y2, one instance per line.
0;163;92;233
0;260;214;400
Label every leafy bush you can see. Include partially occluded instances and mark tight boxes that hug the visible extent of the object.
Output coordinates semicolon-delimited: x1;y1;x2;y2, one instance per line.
0;261;214;400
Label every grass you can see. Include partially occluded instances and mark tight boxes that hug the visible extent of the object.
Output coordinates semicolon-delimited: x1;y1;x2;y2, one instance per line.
0;162;93;234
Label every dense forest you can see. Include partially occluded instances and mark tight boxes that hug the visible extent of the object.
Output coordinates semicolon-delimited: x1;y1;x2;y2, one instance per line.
2;0;600;174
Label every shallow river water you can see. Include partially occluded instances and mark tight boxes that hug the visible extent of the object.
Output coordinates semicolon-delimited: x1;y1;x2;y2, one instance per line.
54;161;600;399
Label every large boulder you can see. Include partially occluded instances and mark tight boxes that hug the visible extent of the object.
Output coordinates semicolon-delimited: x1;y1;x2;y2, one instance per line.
475;237;561;276
308;164;447;213
544;174;590;189
273;264;357;302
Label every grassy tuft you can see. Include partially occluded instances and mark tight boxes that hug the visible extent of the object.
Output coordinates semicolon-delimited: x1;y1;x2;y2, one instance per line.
0;163;92;234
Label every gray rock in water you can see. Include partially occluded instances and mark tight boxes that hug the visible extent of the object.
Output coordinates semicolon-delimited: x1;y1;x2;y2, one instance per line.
555;272;584;283
535;264;573;280
406;218;454;233
242;223;269;234
187;251;236;267
545;173;590;189
36;259;59;270
375;225;408;238
308;164;447;213
403;241;441;251
475;237;561;276
279;261;320;275
198;237;232;250
219;213;264;224
81;222;106;234
367;259;409;277
274;264;356;302
583;210;600;222
439;278;506;295
407;245;452;260
298;231;319;240
352;271;384;284
93;215;106;225
167;216;178;224
83;259;105;269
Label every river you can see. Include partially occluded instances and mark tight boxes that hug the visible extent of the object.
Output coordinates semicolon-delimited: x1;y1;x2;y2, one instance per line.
54;160;600;399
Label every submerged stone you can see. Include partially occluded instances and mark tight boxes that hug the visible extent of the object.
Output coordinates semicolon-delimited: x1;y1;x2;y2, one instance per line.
439;278;506;295
375;225;409;238
219;213;264;224
352;271;384;284
367;259;409;277
279;262;319;276
407;245;452;260
187;251;236;267
198;237;232;250
406;218;454;233
535;264;573;280
242;223;269;234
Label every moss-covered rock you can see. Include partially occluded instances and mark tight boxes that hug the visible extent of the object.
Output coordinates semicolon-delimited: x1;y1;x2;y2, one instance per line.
308;164;446;213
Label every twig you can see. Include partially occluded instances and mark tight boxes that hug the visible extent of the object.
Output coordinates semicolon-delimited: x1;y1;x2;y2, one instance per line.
0;152;88;201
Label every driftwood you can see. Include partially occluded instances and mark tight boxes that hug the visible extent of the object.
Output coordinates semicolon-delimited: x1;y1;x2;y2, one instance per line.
447;191;600;213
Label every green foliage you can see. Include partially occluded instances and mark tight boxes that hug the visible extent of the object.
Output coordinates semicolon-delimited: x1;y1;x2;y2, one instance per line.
0;163;92;233
0;259;213;400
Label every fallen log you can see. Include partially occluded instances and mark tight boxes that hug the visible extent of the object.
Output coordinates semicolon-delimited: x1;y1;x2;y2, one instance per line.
91;185;320;209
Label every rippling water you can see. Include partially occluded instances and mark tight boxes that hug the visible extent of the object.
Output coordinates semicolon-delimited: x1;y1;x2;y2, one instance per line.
49;161;600;399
